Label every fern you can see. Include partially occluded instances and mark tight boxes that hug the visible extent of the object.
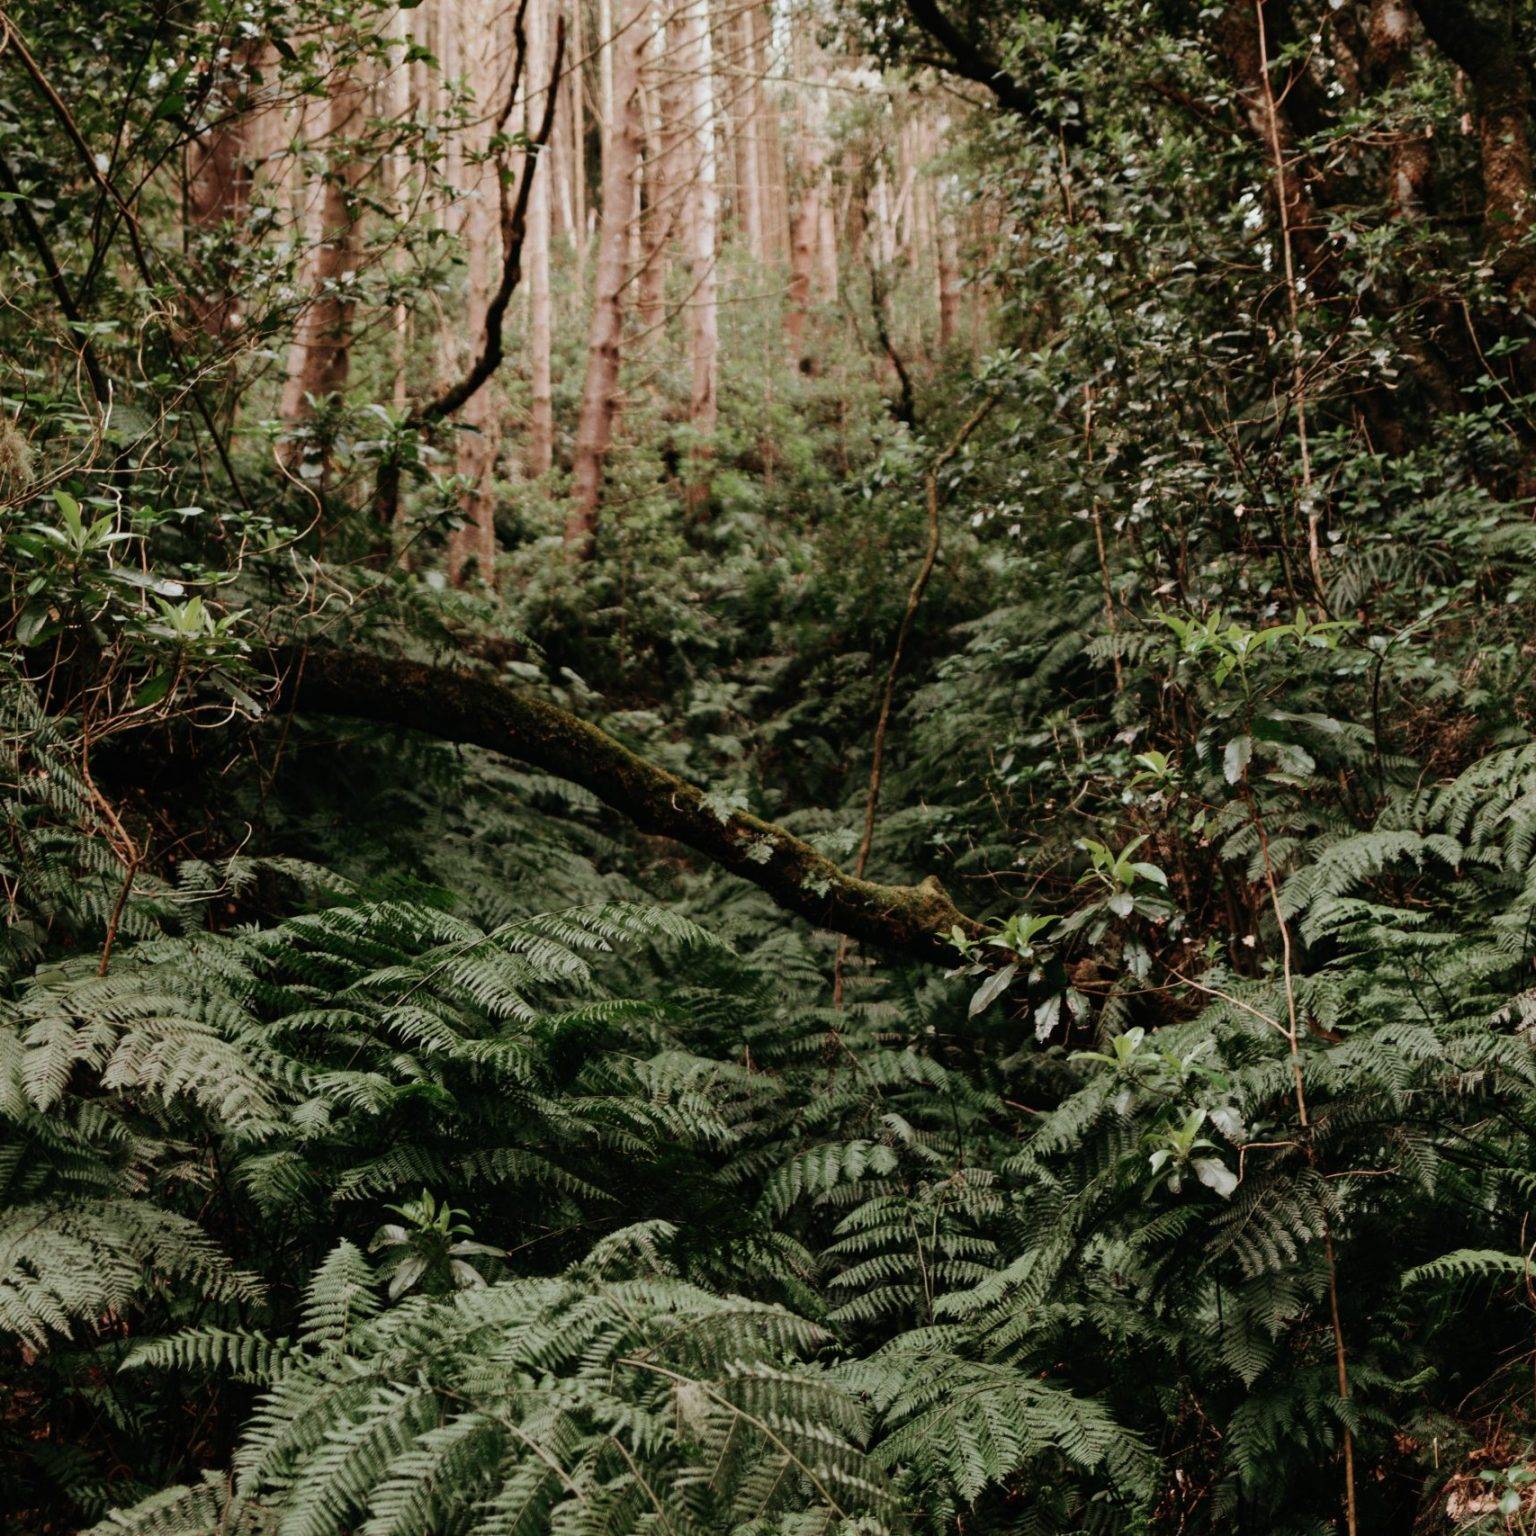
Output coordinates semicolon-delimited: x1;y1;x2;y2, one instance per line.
101;1259;890;1536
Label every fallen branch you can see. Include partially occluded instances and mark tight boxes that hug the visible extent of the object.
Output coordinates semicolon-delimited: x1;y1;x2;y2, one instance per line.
276;646;982;966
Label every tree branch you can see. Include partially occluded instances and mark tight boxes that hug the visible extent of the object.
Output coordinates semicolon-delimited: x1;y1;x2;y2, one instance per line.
0;155;110;406
897;0;1093;139
901;0;1041;123
373;15;566;526
418;4;562;423
275;646;982;965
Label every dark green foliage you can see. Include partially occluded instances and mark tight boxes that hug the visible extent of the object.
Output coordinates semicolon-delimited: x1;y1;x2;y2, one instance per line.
10;0;1536;1530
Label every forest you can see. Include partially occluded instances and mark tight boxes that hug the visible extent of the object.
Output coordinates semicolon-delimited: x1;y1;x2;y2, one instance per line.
5;0;1536;1530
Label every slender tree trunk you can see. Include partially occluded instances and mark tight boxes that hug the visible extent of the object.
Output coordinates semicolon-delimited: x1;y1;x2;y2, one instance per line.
527;0;556;478
568;0;588;282
935;122;961;349
752;2;789;266
384;6;413;415
784;49;825;364
565;0;645;555
815;178;838;303
731;3;762;256
445;0;510;587
598;0;616;131
1366;0;1431;217
680;0;719;511
635;3;673;338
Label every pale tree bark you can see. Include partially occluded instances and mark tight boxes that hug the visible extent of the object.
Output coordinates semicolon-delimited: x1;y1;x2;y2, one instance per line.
933;122;958;348
279;49;366;479
526;0;556;479
751;2;790;266
628;41;646;309
566;0;589;284
679;0;720;511
936;205;961;349
729;2;762;256
549;81;576;254
598;0;616;132
367;4;565;537
635;2;675;338
967;201;987;360
445;0;513;587
872;163;896;269
565;0;646;555
814;170;838;302
892;123;917;258
908;125;933;279
925;115;961;348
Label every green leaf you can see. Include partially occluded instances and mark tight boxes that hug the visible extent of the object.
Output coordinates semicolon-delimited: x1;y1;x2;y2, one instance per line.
969;963;1018;1017
135;670;173;708
1223;735;1252;785
15;596;53;646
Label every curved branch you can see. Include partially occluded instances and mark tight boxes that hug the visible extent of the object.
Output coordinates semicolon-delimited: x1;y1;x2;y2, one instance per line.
418;9;565;424
275;647;982;965
901;0;1040;122
372;15;567;526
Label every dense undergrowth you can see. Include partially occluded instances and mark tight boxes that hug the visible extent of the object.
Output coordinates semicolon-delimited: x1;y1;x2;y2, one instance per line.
8;0;1536;1533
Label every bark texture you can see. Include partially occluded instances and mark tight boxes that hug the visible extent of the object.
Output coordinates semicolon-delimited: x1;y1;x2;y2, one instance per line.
444;0;504;587
566;0;646;555
279;59;365;459
1411;0;1536;354
526;0;556;479
680;0;720;511
277;646;981;964
1366;0;1431;217
186;42;267;336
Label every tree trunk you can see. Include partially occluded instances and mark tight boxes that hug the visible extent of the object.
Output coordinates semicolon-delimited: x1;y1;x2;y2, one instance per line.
444;0;506;587
1411;0;1536;373
784;55;826;365
635;3;674;339
279;54;365;480
598;0;616;132
1366;0;1431;217
935;125;962;349
752;2;789;266
680;0;719;512
565;0;646;555
730;3;763;257
567;0;588;287
384;5;414;416
526;0;556;479
186;42;269;337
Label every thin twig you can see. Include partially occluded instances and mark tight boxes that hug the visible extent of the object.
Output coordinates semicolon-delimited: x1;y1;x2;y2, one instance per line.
1253;0;1326;611
831;395;999;1005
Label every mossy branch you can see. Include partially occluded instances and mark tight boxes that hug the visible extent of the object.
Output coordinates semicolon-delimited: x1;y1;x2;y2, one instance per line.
276;647;983;965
